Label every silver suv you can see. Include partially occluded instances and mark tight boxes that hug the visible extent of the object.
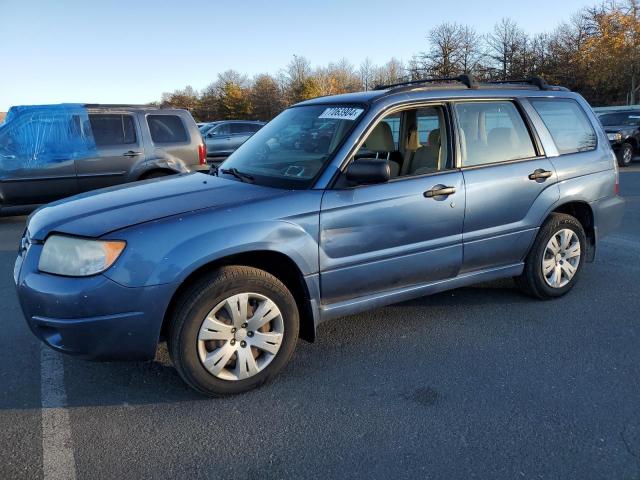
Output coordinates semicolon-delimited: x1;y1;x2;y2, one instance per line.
0;103;206;215
202;120;265;161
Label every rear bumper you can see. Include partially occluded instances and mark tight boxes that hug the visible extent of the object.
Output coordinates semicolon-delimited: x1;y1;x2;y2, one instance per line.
592;194;625;245
15;244;177;360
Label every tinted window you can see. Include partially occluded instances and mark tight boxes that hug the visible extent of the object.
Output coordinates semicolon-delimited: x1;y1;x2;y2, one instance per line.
455;101;536;166
89;114;136;146
598;111;640;126
212;123;231;135
147;115;188;143
531;99;597;154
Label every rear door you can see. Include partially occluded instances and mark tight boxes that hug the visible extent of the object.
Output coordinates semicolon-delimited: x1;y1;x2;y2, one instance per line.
76;112;142;192
453;100;560;273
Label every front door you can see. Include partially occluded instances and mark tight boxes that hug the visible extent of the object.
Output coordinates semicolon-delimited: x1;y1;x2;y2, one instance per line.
0;109;80;207
205;123;233;157
76;113;142;192
319;104;465;305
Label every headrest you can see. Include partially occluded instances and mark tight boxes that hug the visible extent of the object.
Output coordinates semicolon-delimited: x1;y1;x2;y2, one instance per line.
428;128;441;147
365;122;394;152
487;127;516;148
406;125;421;151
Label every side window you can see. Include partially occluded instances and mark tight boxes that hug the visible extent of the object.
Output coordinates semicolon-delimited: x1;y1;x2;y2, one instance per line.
455;101;536;167
212;123;231;136
147;115;188;143
89;114;137;146
230;123;244;134
353;105;450;179
530;98;597;154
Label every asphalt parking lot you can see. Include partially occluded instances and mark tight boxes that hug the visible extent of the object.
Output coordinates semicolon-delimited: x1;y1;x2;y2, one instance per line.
1;168;639;480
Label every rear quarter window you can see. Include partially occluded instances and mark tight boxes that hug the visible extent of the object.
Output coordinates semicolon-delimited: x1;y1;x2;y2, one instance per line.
530;98;597;154
147;115;189;144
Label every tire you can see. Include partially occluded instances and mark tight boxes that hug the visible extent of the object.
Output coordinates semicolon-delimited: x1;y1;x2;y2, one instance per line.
515;213;587;300
168;266;299;396
617;142;634;167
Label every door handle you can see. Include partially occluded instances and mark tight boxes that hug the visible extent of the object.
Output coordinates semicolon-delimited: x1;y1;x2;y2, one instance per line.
123;151;142;157
528;169;552;181
424;185;456;198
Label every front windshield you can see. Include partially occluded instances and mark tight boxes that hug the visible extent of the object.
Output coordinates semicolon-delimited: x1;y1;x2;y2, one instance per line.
599;112;640;126
219;104;365;188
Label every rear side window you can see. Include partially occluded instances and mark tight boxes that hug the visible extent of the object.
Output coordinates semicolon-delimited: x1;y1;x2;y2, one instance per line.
530;98;597;154
89;114;137;146
147;115;188;143
455;101;536;167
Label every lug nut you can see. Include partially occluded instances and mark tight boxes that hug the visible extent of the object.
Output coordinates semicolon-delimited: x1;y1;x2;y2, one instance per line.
247;331;254;337
240;341;247;348
241;323;247;328
230;339;236;346
231;327;237;333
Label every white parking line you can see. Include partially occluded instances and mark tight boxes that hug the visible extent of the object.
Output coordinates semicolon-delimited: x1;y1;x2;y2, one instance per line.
41;345;76;480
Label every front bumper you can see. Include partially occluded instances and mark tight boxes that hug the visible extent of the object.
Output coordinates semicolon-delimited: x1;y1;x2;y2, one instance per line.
14;243;177;360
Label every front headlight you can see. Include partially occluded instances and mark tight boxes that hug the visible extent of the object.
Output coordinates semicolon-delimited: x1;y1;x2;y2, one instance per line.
607;132;622;141
38;235;126;277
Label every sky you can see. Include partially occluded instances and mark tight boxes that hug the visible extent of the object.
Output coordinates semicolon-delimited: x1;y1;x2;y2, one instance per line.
0;0;597;111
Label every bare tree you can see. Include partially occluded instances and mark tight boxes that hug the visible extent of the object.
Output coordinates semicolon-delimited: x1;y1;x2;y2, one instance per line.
486;18;527;79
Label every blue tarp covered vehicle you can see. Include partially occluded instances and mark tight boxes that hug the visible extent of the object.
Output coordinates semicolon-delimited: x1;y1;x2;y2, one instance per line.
0;104;98;171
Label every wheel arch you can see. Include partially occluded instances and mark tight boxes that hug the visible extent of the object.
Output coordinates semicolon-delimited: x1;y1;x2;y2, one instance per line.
138;167;178;180
550;201;595;261
160;250;317;344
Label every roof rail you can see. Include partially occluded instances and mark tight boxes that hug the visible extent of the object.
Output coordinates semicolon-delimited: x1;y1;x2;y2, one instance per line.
84;103;159;109
374;74;477;91
487;76;569;91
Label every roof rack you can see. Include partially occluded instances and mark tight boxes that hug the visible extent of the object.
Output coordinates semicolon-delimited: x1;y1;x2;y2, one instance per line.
487;76;569;91
375;75;568;93
374;74;477;91
84;103;159;109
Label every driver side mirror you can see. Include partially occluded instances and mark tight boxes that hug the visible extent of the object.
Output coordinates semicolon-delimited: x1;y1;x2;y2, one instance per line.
345;159;390;185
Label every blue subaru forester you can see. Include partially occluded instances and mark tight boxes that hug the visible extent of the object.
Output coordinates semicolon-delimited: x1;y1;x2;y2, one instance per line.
15;76;625;395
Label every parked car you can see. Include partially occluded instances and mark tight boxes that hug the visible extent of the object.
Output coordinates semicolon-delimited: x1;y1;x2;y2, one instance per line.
595;109;640;167
15;76;624;396
0;103;206;215
199;121;220;135
202;120;265;160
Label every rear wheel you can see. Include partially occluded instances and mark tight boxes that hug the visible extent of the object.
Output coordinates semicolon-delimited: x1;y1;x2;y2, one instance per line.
515;213;586;299
617;142;634;167
168;266;299;396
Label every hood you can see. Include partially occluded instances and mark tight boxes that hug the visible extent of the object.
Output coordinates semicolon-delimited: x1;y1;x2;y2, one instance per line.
27;172;288;240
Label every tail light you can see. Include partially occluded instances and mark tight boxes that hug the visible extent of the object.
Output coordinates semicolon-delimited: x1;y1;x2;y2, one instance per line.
611;150;620;195
198;143;207;166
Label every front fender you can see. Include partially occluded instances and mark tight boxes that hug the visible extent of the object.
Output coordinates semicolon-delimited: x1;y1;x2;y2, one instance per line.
103;208;320;288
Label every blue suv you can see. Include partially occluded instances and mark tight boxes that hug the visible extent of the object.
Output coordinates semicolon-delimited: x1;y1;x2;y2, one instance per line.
15;76;625;395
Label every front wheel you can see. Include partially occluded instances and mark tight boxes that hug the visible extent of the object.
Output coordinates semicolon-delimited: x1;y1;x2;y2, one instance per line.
617;142;634;167
168;266;299;396
515;213;586;299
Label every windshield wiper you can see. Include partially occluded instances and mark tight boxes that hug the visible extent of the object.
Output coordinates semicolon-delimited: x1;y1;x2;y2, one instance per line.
220;167;255;183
